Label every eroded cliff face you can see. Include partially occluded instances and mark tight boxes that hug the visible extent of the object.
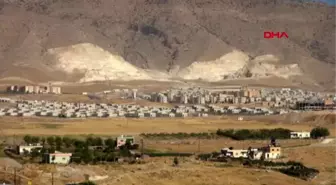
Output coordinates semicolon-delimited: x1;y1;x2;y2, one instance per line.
0;0;334;87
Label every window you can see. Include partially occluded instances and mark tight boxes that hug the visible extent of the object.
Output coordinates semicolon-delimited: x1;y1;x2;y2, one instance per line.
277;149;279;151
62;157;66;160
271;149;274;151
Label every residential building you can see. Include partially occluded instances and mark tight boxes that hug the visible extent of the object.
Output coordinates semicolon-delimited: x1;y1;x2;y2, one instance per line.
220;148;248;158
263;145;281;160
44;151;72;164
290;131;310;139
17;144;43;155
117;135;135;148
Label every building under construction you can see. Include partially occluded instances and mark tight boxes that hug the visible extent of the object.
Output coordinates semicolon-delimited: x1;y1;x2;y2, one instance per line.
295;99;335;110
6;85;61;94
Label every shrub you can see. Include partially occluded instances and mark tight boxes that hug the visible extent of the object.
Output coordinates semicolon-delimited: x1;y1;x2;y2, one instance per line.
173;157;179;166
310;127;330;139
78;181;96;185
23;135;32;144
216;128;291;140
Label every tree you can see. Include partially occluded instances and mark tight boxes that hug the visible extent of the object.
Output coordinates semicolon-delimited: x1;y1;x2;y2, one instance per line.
47;136;55;146
310;127;330;139
86;136;95;146
62;137;73;148
93;137;103;146
31;136;40;144
104;138;116;151
81;146;93;164
74;140;85;150
23;135;32;144
41;137;46;147
55;136;62;151
173;157;179;166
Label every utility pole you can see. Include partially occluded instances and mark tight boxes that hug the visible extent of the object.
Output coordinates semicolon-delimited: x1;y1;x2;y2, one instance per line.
13;168;16;185
197;138;200;153
51;172;54;185
141;139;144;156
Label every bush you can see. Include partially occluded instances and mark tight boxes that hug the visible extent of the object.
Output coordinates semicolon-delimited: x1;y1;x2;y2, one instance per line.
216;128;291;140
173;157;179;166
78;181;96;185
310;127;330;139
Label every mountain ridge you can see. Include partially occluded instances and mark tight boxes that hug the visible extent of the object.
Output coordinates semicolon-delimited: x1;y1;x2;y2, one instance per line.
0;0;334;90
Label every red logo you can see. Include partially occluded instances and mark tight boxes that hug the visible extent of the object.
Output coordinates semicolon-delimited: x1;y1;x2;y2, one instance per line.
264;32;288;39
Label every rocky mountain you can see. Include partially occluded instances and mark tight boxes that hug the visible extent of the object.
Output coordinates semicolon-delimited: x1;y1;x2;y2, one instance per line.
0;0;334;89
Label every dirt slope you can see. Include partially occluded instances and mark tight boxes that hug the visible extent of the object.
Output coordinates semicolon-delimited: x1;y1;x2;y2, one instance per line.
0;0;334;89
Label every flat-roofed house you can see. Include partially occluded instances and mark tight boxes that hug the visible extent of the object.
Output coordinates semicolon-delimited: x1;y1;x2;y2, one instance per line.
45;151;72;164
290;131;310;139
17;144;43;155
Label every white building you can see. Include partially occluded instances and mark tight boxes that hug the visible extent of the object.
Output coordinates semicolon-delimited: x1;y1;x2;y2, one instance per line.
221;148;248;158
290;131;310;139
18;144;43;154
45;151;72;164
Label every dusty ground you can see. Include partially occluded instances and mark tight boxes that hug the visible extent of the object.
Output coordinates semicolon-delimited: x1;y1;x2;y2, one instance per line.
4;145;334;185
284;141;336;185
144;138;318;153
0;112;334;185
0;115;334;137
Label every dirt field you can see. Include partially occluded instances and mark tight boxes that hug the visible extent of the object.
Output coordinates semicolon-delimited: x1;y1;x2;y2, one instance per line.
0;115;334;137
284;143;336;185
0;113;334;185
0;159;309;185
144;138;318;153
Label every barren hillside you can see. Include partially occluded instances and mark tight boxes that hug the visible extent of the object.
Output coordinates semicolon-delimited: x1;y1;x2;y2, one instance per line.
0;0;334;89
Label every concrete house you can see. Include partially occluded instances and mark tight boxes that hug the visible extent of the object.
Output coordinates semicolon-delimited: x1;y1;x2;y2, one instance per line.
220;148;248;158
263;145;281;160
290;131;310;139
45;151;72;164
117;135;135;148
18;144;43;155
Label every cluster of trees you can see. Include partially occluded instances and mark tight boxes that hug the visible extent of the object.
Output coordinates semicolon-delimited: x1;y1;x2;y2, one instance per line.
310;127;330;139
216;128;292;140
140;132;215;139
141;127;330;141
22;135;139;164
141;128;292;140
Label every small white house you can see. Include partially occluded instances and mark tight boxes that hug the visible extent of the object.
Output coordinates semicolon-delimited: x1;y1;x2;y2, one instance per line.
117;135;135;148
18;144;43;155
45;151;72;164
290;131;310;139
221;148;248;158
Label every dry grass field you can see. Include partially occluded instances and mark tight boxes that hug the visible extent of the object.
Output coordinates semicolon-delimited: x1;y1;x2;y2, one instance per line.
7;150;333;185
0;115;334;137
0;112;334;185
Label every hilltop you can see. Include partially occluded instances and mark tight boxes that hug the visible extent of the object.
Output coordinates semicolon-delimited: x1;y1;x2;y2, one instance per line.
0;0;334;90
